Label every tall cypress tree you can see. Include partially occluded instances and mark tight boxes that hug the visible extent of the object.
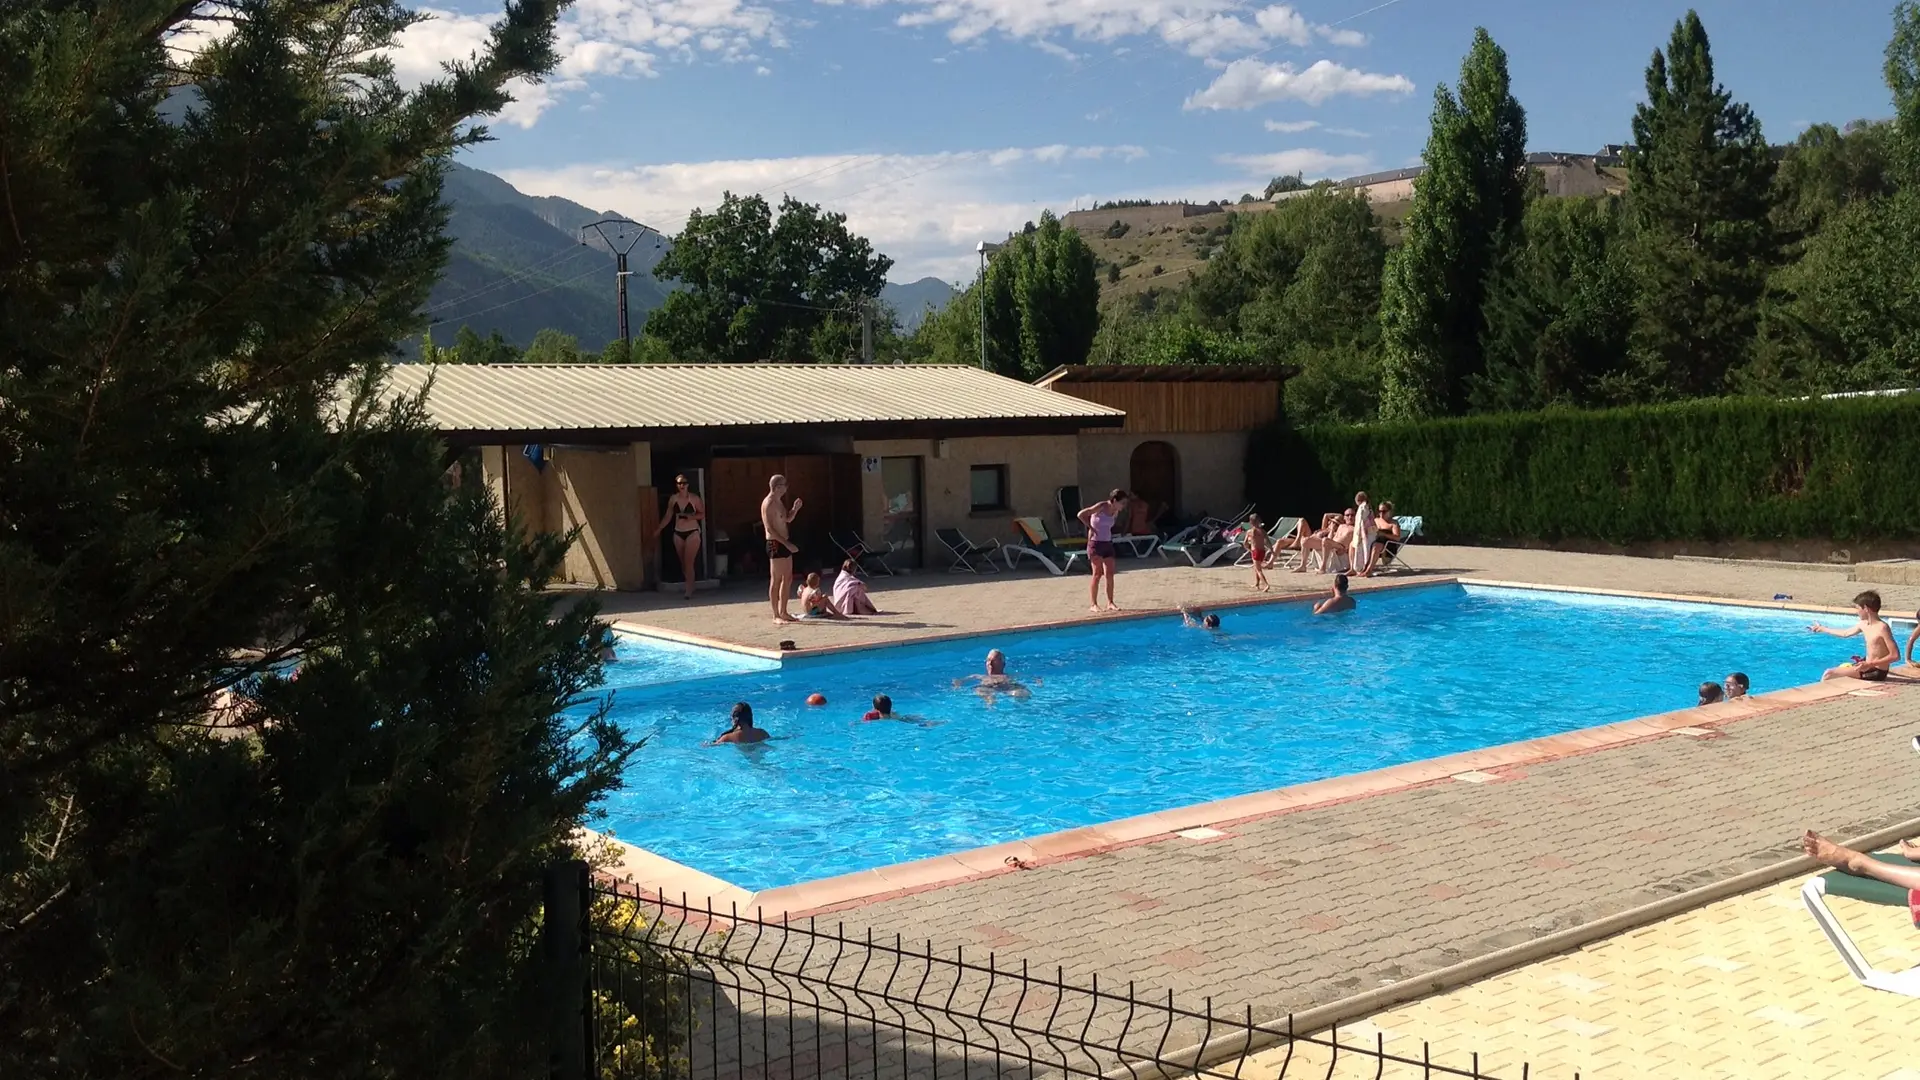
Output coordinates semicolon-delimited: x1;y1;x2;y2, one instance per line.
1378;28;1529;419
1626;11;1777;397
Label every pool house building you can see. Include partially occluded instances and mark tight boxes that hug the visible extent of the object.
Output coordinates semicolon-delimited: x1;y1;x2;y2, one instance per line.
387;363;1124;590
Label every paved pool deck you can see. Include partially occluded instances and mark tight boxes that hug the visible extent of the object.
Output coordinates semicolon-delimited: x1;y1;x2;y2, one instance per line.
591;544;1920;655
586;546;1920;1068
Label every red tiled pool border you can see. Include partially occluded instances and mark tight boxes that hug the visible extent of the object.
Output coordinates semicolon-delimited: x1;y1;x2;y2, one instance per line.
597;579;1916;918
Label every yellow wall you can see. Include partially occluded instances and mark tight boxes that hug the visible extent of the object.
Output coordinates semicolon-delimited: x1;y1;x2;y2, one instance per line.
852;435;1080;561
479;443;651;590
1076;431;1248;522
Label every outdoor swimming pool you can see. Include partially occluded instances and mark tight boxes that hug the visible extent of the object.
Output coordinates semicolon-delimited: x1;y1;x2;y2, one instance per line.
596;584;1891;891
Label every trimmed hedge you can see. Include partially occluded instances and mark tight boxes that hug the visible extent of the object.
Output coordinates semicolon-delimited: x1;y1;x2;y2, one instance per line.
1246;395;1920;545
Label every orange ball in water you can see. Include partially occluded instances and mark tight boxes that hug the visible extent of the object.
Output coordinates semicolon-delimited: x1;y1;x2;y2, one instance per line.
806;693;827;707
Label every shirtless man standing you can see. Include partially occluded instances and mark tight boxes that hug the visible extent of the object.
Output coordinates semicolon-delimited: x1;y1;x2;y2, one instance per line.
761;474;803;623
1810;590;1898;681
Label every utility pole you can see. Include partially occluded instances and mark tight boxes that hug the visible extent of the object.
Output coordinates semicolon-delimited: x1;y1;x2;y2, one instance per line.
581;218;659;350
860;299;874;364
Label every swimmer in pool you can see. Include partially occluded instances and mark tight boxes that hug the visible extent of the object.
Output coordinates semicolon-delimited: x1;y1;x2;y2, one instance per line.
953;648;1033;702
861;693;942;727
1179;604;1222;631
707;701;771;745
1312;573;1356;615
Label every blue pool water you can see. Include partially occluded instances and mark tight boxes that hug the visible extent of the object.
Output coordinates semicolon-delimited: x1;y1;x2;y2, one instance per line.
597;585;1896;890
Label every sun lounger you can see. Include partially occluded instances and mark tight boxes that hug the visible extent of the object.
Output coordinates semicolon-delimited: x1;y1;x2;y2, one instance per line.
1200;503;1254;532
1802;854;1920;996
830;530;897;577
1005;517;1088;575
935;528;1001;573
1373;515;1424;573
1160;525;1244;568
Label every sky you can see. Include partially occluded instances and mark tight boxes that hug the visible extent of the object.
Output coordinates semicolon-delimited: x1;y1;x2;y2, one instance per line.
393;0;1907;282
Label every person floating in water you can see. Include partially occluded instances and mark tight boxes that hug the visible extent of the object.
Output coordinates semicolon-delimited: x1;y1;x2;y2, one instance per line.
1810;590;1898;681
708;701;770;746
1724;672;1750;700
1697;681;1724;705
954;648;1033;702
861;693;941;727
1312;573;1355;615
1179;604;1222;631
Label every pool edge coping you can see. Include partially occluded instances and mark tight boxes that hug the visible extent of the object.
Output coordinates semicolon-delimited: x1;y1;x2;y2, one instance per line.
609;573;1454;662
595;578;1919;917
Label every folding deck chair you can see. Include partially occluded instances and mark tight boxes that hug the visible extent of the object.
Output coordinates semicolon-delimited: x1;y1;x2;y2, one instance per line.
1373;516;1424;574
935;528;1001;573
1005;518;1089;575
1802;854;1920;996
1237;516;1303;568
830;530;896;577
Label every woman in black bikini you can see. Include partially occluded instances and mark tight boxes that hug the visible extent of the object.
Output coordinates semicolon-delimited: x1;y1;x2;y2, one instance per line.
655;474;706;600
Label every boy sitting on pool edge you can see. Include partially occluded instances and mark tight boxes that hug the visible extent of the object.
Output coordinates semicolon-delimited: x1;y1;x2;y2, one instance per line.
1810;590;1898;681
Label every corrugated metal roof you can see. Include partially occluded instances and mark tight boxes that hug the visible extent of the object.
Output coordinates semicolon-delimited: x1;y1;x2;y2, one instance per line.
382;363;1126;433
1035;364;1297;386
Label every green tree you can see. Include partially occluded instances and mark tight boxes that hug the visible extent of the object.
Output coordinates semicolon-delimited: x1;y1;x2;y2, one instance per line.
448;324;523;364
645;192;891;362
1185;191;1387;422
1474;196;1638;410
0;2;633;1074
1625;10;1777;397
522;327;584;364
1745;3;1920;395
1378;27;1530;419
1265;172;1309;198
985;212;1102;379
1770;120;1894;251
907;214;1099;378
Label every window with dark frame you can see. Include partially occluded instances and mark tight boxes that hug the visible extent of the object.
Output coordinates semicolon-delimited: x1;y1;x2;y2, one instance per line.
969;464;1009;512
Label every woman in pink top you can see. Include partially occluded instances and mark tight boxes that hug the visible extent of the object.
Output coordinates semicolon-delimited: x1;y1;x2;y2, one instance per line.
1078;489;1126;612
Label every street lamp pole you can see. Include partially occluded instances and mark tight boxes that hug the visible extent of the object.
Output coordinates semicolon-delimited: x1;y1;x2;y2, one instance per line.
975;240;1001;371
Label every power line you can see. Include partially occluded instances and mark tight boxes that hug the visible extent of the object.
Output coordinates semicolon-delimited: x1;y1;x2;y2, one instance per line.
428;263;607;325
420;245;599;315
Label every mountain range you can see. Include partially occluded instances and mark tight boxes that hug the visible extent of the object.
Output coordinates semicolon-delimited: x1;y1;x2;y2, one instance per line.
421;164;958;353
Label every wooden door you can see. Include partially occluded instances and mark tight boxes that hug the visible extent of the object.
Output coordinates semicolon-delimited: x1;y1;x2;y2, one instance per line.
1129;441;1180;518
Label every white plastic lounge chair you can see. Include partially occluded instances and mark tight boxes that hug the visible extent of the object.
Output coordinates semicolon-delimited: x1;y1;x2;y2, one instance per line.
1004;517;1088;575
936;528;1001;573
1161;525;1245;567
1115;532;1161;558
1374;515;1423;573
1802;857;1920;996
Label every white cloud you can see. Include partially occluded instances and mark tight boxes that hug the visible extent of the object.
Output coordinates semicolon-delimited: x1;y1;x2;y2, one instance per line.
1263;118;1318;133
1252;5;1310;46
844;1;1373;61
498;143;1189;281
1185;58;1413;110
1325;126;1369;138
390;2;784;127
1216;148;1371;178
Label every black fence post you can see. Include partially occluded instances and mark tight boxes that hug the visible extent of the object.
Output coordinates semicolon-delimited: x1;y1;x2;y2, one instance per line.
546;859;593;1080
